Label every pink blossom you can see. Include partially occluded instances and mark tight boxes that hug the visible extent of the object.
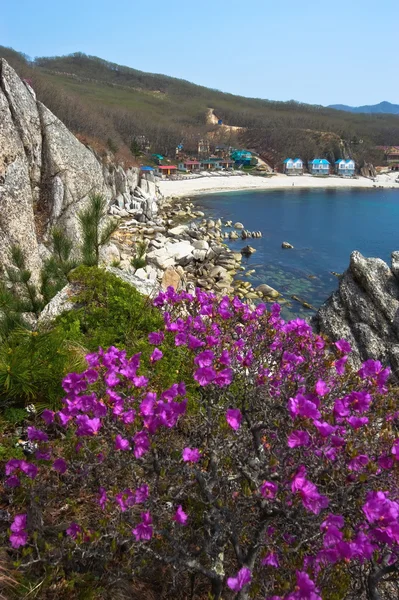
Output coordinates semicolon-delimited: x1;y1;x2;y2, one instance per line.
182;447;200;463
194;366;216;386
66;522;82;539
132;512;153;542
53;458;68;474
133;430;150;458
335;339;351;354
288;430;310;448
115;434;131;451
41;409;55;425
227;567;252;592
135;484;149;504
260;481;278;499
174;505;188;525
226;408;242;431
262;552;279;567
150;348;163;363
315;380;329;397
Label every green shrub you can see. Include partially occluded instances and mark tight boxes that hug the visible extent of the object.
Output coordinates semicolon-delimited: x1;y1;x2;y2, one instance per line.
0;328;86;412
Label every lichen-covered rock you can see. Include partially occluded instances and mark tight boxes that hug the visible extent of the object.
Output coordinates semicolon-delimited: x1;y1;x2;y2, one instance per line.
0;59;161;285
106;267;160;297
0;60;42;285
315;251;399;375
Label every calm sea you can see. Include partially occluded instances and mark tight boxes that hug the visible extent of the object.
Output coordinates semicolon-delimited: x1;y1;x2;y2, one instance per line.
195;188;399;319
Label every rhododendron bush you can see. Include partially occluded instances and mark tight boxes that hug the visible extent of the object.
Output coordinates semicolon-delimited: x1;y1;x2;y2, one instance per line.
2;288;399;599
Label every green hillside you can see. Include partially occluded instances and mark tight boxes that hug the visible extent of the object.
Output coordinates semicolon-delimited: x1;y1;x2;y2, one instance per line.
1;46;398;166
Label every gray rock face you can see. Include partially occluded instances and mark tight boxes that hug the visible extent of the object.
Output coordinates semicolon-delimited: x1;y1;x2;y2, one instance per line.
106;267;160;297
315;251;399;375
0;59;162;283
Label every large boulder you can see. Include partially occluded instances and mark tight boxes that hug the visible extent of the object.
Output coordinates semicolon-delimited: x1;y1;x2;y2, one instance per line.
0;60;43;285
0;59;160;284
315;251;399;375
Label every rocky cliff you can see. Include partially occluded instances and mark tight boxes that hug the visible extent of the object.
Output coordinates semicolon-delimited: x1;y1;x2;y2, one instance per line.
0;59;160;284
315;251;399;377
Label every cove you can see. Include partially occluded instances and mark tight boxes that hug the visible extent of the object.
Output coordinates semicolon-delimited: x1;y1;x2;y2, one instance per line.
195;187;399;319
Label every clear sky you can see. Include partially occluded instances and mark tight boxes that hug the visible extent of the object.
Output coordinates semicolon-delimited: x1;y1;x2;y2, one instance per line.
1;0;396;106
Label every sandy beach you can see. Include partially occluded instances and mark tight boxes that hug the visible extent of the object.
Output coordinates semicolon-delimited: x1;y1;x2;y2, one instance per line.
158;172;399;198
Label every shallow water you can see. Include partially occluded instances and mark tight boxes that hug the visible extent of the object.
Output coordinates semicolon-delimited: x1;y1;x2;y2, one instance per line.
195;187;399;319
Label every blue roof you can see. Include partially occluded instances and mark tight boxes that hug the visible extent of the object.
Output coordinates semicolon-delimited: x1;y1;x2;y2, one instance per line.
335;159;354;164
141;166;155;171
283;158;293;163
293;158;302;163
309;158;330;165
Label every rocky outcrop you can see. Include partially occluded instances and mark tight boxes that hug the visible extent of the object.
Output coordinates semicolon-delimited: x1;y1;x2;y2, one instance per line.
0;59;162;282
315;251;399;376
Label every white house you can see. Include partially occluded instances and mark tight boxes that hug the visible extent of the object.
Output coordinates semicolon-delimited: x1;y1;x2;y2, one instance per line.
308;159;330;176
335;159;355;177
283;158;304;175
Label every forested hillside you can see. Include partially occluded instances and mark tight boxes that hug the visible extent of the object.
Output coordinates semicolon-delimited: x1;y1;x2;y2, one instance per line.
1;46;398;167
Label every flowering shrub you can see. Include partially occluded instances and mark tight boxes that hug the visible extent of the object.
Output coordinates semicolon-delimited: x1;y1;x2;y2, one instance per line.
2;287;399;599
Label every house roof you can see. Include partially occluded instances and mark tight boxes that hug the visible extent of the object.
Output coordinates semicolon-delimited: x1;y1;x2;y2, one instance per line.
283;158;293;163
141;166;154;171
309;159;330;165
158;165;177;169
183;160;200;165
335;159;355;165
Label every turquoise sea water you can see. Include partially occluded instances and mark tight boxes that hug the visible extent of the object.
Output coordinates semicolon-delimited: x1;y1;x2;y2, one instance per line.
196;188;399;319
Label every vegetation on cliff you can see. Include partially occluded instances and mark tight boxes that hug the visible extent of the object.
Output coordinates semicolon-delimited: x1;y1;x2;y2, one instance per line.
0;46;396;167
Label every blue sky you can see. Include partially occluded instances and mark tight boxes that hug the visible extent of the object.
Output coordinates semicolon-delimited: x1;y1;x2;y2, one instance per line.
1;0;396;106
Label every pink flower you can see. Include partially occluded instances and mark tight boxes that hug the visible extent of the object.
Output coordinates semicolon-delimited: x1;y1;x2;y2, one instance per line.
214;368;233;387
10;531;28;549
335;356;348;375
262;552;279;567
174;505;188;525
194;350;215;367
335;339;351;354
315;380;329;397
288;430;310;448
347;416;369;429
115;434;131;451
227;567;252;592
226;408;242;431
98;487;108;510
27;426;48;442
194;366;216;386
260;481;278;499
135;484;149;504
150;348;163;363
182;447;200;463
133;430;150;458
66;522;82;539
148;331;164;345
75;415;102;436
391;439;399;460
132;512;153;542
41;409;55;425
5;475;20;488
10;514;27;532
53;458;68;474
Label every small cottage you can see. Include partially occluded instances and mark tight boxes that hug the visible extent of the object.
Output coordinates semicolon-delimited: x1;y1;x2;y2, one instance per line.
178;160;201;172
155;165;177;178
201;159;219;170
231;150;253;167
308;159;330;176
219;159;234;170
283;158;303;175
335;159;355;177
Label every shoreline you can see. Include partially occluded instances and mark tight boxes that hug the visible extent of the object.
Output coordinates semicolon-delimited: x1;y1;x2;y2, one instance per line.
158;172;399;198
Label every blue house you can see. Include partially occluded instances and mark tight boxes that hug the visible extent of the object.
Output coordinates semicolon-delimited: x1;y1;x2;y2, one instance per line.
231;150;253;167
308;159;330;176
283;158;304;175
335;159;355;177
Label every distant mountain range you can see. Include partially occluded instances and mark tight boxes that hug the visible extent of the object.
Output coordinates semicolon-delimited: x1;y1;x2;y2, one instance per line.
328;101;399;115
